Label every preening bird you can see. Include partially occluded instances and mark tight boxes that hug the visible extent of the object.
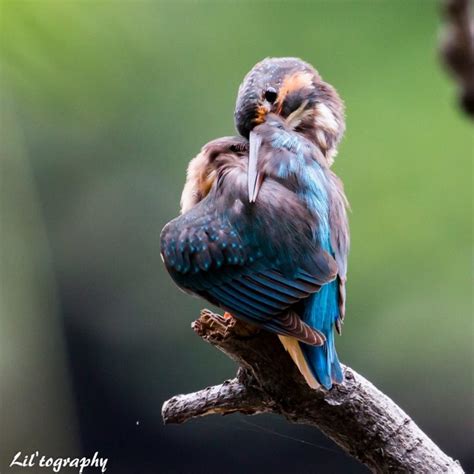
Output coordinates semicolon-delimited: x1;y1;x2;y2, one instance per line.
160;57;349;389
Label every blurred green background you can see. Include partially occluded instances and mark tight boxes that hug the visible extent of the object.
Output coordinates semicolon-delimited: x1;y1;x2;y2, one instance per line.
1;1;472;472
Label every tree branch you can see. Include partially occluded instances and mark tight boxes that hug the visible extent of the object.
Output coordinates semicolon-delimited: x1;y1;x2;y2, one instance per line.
162;377;275;424
440;0;474;117
162;310;463;473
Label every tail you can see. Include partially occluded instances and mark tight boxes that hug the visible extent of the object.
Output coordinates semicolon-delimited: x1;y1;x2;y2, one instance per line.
301;327;343;390
279;280;343;390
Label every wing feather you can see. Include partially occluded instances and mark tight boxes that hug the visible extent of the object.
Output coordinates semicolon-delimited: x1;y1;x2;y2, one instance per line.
161;188;338;343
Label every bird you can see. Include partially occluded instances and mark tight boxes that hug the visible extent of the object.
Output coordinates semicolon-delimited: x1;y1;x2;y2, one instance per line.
160;57;349;390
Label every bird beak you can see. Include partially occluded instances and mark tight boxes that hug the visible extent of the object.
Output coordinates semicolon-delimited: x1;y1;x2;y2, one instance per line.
248;131;263;203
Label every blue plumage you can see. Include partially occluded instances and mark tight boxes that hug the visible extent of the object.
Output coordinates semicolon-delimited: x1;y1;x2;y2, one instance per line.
266;124;344;389
302;276;343;389
161;57;349;390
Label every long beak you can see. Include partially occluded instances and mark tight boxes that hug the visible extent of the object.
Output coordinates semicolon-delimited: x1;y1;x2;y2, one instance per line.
248;131;263;203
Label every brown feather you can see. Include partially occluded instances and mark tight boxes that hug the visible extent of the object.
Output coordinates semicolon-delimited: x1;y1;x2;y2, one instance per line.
276;312;326;346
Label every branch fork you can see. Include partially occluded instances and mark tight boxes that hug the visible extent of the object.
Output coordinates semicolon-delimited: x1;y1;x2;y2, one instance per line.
162;310;463;473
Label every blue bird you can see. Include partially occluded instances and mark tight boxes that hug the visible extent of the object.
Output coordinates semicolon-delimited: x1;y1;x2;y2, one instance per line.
161;58;349;389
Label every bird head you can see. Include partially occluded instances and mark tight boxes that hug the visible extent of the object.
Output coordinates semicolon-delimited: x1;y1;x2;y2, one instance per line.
234;57;345;166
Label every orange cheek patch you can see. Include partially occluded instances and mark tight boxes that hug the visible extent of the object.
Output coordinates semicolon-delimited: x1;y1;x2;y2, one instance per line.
254;105;268;125
277;71;314;113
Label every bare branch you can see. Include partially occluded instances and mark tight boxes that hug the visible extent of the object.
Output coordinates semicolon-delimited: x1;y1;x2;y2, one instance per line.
162;378;271;424
162;310;463;473
440;0;474;117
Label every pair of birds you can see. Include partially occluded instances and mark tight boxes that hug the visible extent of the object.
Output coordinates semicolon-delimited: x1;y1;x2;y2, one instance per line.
161;57;349;390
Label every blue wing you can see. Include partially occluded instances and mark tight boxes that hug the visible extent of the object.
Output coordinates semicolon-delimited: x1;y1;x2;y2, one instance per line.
161;184;338;345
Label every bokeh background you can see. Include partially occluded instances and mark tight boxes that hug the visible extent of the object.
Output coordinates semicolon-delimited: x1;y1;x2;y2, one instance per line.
1;1;472;473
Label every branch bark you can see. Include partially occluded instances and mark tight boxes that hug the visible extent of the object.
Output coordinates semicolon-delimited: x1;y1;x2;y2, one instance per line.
162;310;463;473
440;0;474;117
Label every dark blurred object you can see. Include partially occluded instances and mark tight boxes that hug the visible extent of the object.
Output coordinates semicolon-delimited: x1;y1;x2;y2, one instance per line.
440;0;474;117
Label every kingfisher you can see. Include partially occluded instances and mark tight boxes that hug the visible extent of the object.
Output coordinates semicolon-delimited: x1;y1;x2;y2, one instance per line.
161;57;349;390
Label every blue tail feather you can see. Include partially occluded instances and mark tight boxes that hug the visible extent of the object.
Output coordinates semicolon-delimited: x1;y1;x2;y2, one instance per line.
301;279;342;390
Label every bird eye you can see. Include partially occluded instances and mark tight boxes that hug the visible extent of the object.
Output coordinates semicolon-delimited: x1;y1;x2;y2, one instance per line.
264;87;277;103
